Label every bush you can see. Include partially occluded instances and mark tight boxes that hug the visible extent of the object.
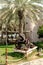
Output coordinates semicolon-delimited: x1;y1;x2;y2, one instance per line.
37;25;43;38
33;41;43;48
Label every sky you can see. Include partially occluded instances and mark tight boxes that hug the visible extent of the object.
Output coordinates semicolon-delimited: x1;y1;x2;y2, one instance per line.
0;0;43;9
32;2;43;7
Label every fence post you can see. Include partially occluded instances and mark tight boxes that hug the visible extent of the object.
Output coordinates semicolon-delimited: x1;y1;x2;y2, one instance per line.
5;48;8;65
6;26;8;65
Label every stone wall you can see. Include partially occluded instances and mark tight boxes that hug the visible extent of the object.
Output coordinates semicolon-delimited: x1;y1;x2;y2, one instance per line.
25;17;43;42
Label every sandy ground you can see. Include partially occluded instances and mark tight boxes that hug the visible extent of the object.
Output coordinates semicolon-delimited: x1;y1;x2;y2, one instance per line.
18;58;43;65
8;58;43;65
8;52;40;65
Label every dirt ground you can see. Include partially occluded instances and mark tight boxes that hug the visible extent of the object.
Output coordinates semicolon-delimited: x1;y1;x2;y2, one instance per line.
8;52;39;65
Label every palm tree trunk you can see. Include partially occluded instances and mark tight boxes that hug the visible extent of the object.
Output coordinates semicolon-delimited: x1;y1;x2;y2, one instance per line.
19;20;23;34
1;30;3;44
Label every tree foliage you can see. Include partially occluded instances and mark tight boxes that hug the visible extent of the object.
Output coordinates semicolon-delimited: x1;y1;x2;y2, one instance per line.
0;0;43;32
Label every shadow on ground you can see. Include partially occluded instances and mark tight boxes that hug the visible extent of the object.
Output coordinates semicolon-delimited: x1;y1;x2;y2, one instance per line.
2;52;24;59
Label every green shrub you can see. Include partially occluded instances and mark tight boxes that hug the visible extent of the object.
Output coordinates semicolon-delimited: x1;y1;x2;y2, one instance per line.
37;25;43;38
33;41;43;48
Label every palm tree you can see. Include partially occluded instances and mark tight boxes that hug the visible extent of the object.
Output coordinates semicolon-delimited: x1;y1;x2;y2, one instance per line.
0;0;43;40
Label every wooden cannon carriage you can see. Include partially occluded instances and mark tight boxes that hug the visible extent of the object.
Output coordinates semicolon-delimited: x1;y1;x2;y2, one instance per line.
14;33;37;57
